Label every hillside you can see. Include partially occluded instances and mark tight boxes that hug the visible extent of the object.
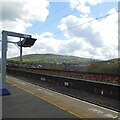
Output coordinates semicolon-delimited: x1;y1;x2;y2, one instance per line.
86;58;120;75
9;54;99;64
8;54;119;74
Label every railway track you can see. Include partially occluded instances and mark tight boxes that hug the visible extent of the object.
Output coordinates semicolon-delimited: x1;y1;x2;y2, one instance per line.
7;66;119;84
6;76;119;119
7;67;120;112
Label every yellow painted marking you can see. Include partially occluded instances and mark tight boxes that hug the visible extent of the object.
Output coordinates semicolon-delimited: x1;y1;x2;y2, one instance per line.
7;80;86;120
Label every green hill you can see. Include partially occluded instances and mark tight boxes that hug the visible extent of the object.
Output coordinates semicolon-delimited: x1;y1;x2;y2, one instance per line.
9;54;98;64
86;58;120;75
8;54;119;74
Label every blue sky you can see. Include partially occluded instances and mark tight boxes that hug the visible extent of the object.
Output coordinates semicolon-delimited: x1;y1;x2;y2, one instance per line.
27;1;118;39
27;2;71;38
0;0;119;60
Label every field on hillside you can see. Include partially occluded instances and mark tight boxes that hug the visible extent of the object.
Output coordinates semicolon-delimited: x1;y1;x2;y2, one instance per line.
7;54;119;75
9;54;95;64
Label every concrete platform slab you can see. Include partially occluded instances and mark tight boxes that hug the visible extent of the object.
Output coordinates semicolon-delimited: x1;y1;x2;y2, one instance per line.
3;76;119;119
2;82;76;118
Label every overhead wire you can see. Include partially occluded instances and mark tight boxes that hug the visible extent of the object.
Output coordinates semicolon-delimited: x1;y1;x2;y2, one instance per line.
29;0;119;39
35;10;119;43
28;2;70;32
53;10;119;35
30;0;97;33
29;2;69;31
47;2;69;19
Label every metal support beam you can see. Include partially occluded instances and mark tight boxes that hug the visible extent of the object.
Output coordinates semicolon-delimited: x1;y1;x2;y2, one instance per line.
2;30;31;38
0;30;34;96
0;31;10;95
1;31;7;89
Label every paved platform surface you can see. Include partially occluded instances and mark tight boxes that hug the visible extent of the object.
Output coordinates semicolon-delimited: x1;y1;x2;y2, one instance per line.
2;76;119;119
2;83;76;118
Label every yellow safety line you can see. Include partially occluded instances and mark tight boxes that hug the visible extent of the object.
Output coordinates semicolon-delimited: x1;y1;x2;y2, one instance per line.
7;80;87;120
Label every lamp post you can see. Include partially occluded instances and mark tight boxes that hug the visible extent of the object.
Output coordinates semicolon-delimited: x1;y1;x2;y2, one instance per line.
0;30;37;95
17;37;37;67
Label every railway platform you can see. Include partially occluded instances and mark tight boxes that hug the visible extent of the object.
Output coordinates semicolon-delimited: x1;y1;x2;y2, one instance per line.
2;83;76;118
2;76;119;119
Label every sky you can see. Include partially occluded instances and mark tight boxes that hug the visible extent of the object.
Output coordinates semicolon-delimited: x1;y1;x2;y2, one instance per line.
0;0;119;60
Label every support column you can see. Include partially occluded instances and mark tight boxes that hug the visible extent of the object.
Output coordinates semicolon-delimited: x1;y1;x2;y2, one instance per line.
20;38;22;67
0;31;10;95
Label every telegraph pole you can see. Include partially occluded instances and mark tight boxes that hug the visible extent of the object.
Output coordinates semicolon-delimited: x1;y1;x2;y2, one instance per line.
20;38;22;67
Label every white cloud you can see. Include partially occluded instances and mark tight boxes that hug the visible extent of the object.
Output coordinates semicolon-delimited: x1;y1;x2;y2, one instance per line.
58;15;103;47
57;8;118;60
69;0;105;15
1;0;49;22
0;0;49;58
40;32;54;38
0;0;49;34
1;19;32;33
22;0;49;22
18;33;61;57
0;1;118;60
92;8;118;47
70;0;91;14
6;22;118;60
